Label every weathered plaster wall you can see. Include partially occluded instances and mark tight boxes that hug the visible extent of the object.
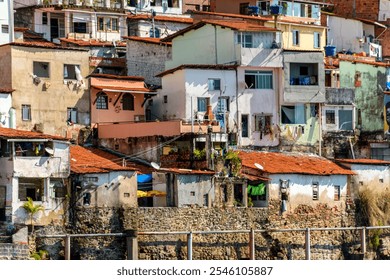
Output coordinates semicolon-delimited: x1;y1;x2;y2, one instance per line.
127;40;171;86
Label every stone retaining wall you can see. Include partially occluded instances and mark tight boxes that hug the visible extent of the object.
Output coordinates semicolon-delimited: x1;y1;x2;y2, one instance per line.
0;244;29;260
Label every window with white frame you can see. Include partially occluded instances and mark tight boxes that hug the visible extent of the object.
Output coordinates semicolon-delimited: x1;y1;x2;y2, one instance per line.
97;17;119;31
314;32;320;48
254;114;272;133
245;70;273;89
42;12;48;25
1;25;8;34
22;104;31;121
236;32;253;48
67;107;77;124
312;182;319;200
323;106;354;131
292;30;299;46
208;78;221;91
96;92;108;110
217;97;229;113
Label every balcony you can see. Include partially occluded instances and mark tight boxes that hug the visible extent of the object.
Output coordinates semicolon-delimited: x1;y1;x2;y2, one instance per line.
97;119;222;139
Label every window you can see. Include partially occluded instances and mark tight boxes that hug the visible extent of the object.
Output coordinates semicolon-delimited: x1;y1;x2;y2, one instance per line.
197;97;209;112
1;25;8;34
22;105;31;121
67;107;77;124
208;79;221;91
64;64;81;80
241;114;248;137
236;33;253;48
323;107;354;131
314;32;320;48
122;93;134;111
18;178;44;201
42;12;48;25
312;182;319;201
281;105;306;124
149;27;160;38
151;0;179;8
163;95;168;103
202;5;210;11
33;61;50;78
326;110;335;125
239;3;249;15
254;114;272;134
73;22;87;33
292;30;299;46
217;97;229;113
96;92;108;109
50;179;66;198
97;17;119;31
334;185;340;201
245;71;273;89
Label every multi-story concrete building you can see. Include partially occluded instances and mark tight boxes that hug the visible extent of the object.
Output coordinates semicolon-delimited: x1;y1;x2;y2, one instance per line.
0;0;14;44
0;36;90;140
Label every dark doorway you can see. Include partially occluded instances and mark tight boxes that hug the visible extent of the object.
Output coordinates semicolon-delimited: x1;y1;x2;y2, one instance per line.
50;18;59;41
0;186;6;222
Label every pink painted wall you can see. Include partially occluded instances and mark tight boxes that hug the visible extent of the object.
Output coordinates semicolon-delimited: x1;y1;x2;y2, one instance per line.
214;0;257;14
90;77;148;126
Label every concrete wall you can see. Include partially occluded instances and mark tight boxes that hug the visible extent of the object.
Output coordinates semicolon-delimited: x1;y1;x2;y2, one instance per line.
126;40;171;86
339;60;386;133
283;52;325;103
76;171;137;208
326;88;355;105
6;45;90;138
268;173;348;212
129;19;191;38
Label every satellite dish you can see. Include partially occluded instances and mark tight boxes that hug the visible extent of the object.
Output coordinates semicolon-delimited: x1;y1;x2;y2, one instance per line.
254;163;264;170
45;147;54;156
151;162;160;170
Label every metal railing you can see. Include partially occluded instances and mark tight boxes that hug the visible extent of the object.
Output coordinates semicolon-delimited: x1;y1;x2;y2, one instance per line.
37;225;390;260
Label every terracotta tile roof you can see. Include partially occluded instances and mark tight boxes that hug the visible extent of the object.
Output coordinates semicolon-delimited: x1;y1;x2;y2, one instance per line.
70;146;137;174
0;127;69;141
191;10;270;22
88;73;145;81
324;57;339;69
336;158;390;165
339;56;390;67
7;41;88;51
123;36;172;46
60;38;127;47
240;173;271;182
161;19;278;42
127;13;194;24
92;85;156;93
156;64;237;77
238;150;354;175
0;88;14;93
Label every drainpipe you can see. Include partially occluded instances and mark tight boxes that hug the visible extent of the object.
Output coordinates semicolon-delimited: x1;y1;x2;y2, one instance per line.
235;67;240;148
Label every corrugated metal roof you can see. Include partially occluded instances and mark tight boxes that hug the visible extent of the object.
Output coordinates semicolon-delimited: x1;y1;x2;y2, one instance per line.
0;127;69;141
70;146;137;174
238;150;355;175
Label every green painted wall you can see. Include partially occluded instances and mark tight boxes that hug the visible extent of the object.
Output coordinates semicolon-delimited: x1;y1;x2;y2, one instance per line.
339;61;386;132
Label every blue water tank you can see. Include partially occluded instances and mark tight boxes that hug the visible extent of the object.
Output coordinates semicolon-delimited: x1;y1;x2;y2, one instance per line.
248;6;259;15
270;5;282;15
324;45;337;57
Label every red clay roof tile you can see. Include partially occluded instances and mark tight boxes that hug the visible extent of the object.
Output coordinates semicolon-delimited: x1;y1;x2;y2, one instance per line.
238;151;354;175
70;146;137;174
0;127;69;141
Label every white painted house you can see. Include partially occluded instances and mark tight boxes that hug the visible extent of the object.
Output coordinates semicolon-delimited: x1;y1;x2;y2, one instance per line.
0;88;14;129
70;145;138;208
0;127;70;226
156;19;283;148
326;14;385;59
239;151;354;212
15;1;127;43
336;158;390;200
126;0;183;15
0;0;13;45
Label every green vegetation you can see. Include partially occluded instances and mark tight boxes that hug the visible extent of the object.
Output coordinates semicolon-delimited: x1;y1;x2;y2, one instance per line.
22;197;44;234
